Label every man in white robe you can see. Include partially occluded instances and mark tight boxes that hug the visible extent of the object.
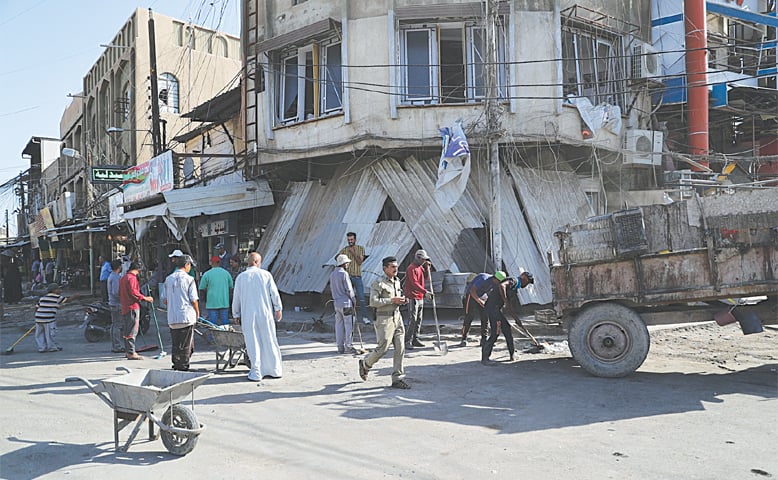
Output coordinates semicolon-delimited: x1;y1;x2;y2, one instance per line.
232;252;283;382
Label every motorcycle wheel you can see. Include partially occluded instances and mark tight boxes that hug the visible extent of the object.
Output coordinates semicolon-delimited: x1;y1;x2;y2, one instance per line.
84;326;105;343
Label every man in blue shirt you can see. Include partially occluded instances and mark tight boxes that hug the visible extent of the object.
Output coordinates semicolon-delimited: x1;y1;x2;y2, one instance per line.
99;255;112;302
458;271;506;347
106;259;124;353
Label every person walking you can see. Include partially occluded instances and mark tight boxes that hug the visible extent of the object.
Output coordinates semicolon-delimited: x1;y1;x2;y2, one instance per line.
459;272;504;347
338;232;370;324
358;256;410;389
232;252;283;382
98;255;111;302
163;255;200;371
330;254;357;354
106;259;124;353
199;255;234;326
481;272;534;365
404;249;431;350
34;283;79;352
119;262;153;360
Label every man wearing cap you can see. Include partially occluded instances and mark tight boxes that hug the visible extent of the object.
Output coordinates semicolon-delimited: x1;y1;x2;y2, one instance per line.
481;271;534;365
215;243;231;270
233;252;284;382
358;256;410;389
459;271;505;347
338;232;369;324
169;249;196;279
119;262;154;360
404;249;432;350
34;283;79;352
330;254;357;354
163;255;200;371
199;255;234;326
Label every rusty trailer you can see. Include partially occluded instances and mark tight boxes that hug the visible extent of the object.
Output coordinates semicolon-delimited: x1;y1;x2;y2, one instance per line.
549;189;777;377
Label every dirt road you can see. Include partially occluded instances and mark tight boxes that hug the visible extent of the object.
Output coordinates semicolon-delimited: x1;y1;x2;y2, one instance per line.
0;301;776;480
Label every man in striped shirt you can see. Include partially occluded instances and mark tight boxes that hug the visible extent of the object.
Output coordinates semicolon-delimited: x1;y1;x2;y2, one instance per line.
34;283;78;353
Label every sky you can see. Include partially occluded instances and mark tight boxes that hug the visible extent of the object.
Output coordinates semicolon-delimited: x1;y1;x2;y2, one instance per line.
0;0;240;236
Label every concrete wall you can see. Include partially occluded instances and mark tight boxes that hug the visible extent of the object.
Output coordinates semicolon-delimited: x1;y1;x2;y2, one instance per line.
248;0;651;164
82;8;242;171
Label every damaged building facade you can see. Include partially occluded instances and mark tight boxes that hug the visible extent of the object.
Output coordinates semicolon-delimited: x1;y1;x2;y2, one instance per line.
242;0;662;307
241;0;776;307
241;0;663;306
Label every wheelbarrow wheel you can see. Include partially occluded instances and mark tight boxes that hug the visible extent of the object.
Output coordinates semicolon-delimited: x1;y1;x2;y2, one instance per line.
160;404;200;456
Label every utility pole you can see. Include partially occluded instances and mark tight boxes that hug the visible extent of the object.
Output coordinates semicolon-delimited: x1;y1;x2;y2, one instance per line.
684;0;709;170
148;8;162;157
486;0;502;269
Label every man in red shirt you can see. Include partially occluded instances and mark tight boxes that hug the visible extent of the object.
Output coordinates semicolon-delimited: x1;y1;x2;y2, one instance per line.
119;262;153;360
404;249;431;349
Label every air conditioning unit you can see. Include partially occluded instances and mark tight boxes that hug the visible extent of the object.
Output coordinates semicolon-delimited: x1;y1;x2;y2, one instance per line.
624;129;663;165
630;42;662;80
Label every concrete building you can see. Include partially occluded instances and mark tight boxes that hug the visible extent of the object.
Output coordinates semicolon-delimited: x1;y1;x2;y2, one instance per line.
241;0;664;306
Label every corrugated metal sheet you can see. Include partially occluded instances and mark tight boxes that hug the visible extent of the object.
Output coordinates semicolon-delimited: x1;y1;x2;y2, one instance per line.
359;221;416;291
415;156;485;229
496;172;553;304
163;179;274;218
257;181;312;268
372;156;492;273
507;165;591;256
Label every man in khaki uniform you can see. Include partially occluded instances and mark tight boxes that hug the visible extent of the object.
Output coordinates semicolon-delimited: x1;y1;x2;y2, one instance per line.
358;256;410;389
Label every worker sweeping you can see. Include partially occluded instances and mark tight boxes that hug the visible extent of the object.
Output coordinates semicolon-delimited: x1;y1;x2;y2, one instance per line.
481;271;534;365
35;283;80;353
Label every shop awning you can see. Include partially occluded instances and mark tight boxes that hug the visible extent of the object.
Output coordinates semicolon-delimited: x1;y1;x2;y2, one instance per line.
121;180;275;241
163;179;274;218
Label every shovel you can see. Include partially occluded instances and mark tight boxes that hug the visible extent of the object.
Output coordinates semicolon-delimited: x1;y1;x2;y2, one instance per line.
427;268;448;356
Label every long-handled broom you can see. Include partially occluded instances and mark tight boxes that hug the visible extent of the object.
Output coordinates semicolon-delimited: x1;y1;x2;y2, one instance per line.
4;325;36;354
149;303;167;359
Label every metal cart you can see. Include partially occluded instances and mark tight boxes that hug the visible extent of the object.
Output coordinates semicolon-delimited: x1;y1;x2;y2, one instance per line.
66;367;211;456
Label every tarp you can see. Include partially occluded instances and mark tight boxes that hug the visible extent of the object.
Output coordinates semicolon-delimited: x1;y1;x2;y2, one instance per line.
163;179;273;218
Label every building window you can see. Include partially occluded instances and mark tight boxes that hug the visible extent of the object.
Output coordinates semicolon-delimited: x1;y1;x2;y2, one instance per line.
562;28;625;107
158;72;179;113
276;40;343;125
399;22;507;105
292;0;308;5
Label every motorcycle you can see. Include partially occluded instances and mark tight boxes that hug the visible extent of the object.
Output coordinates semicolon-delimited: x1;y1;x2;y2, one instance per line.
81;302;150;343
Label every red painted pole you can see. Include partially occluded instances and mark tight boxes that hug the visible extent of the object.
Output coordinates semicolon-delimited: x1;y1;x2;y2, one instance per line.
684;0;709;170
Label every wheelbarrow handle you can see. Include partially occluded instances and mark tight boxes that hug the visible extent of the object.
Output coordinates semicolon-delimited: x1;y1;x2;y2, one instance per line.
116;366;132;374
65;376;115;409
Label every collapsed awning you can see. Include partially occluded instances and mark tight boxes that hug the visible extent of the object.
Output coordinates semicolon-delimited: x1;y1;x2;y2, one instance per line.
163;179;274;218
122;180;275;241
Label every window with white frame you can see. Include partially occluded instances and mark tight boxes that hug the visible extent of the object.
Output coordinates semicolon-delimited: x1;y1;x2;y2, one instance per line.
158;72;180;113
276;38;343;125
399;21;507;105
562;27;625;107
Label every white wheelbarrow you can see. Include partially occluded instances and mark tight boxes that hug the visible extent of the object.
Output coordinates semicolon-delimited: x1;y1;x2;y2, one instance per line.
66;366;211;456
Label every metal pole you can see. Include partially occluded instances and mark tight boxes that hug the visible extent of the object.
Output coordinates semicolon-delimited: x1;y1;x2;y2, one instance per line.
148;9;162;157
88;230;95;296
486;0;502;269
684;0;709;170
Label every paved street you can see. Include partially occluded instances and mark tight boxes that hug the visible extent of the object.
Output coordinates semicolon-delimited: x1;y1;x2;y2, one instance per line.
0;299;776;480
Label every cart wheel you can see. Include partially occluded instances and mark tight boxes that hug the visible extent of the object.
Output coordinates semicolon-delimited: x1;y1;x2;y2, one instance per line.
160;404;200;456
568;303;650;378
84;326;104;343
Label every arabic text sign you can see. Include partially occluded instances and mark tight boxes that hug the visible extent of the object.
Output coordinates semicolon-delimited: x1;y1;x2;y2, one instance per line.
122;151;174;204
91;166;126;184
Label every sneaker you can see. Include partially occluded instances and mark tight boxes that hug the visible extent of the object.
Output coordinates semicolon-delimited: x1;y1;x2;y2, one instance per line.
411;339;425;348
346;347;358;354
358;359;369;381
391;379;411;389
47;348;62;352
247;376;261;383
458;339;467;347
481;359;497;366
337;348;345;354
